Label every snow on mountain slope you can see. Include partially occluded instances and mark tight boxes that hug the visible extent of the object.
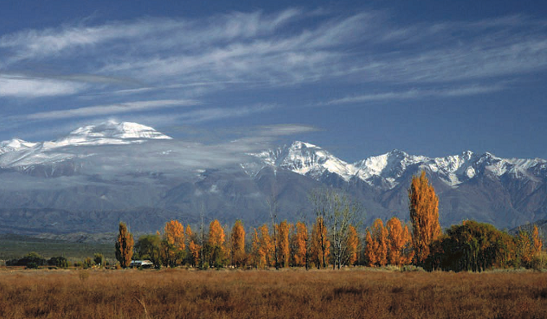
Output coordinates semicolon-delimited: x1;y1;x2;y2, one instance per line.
256;141;357;181
0;121;172;168
2;120;545;190
252;143;547;189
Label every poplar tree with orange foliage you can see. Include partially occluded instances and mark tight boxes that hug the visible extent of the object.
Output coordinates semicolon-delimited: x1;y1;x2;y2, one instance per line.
250;224;274;268
532;225;543;256
115;222;134;268
161;220;185;267
371;219;388;266
292;221;309;268
346;225;359;266
401;224;415;265
186;224;200;267
387;217;414;266
409;171;441;264
311;217;330;268
275;220;291;268
207;219;226;267
251;228;264;268
364;229;378;267
230;220;246;267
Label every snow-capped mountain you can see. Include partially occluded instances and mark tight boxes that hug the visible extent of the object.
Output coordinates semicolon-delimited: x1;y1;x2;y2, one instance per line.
0;121;171;169
0;121;546;235
251;141;357;181
254;141;547;190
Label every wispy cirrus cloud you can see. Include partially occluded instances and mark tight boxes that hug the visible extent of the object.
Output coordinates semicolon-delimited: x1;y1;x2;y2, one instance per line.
1;8;547;122
325;84;505;105
25;99;199;120
0;75;85;97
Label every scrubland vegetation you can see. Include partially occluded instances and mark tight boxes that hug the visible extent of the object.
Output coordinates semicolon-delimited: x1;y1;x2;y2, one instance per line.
0;268;546;319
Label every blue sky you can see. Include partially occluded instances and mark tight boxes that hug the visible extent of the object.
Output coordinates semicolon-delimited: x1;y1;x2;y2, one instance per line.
1;0;546;162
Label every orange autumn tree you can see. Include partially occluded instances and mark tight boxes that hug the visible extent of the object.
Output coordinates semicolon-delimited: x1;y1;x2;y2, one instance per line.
516;226;542;267
401;224;415;265
292;221;309;268
346;225;359;266
311;217;330;268
371;219;388;266
207;219;226;267
364;229;378;267
186;224;200;267
532;225;543;256
387;217;414;266
251;228;264;268
251;224;274;268
161;220;185;267
230;220;246;267
115;222;134;268
276;220;291;268
409;171;441;264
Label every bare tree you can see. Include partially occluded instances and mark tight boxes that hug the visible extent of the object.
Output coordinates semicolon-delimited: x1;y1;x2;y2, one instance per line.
267;185;279;270
310;188;362;269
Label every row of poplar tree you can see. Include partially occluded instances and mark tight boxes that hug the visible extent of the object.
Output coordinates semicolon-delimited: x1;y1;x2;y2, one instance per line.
115;171;544;272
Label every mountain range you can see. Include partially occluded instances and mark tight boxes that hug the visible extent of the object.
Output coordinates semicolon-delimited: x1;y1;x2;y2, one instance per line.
0;121;546;235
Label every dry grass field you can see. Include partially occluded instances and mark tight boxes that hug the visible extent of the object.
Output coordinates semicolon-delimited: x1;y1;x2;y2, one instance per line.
0;268;546;319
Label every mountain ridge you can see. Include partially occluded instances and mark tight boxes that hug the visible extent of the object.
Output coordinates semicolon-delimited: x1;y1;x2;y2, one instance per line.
0;121;545;234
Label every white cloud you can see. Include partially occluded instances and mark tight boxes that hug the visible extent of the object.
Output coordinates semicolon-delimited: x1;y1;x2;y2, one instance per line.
25;99;199;120
0;75;85;97
325;85;505;105
175;104;275;123
1;8;547;111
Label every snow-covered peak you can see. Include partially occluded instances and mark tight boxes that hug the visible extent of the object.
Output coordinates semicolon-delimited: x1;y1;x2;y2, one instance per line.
69;120;171;140
0;121;173;168
260;141;356;181
0;138;39;154
353;149;427;187
252;142;547;189
43;121;172;149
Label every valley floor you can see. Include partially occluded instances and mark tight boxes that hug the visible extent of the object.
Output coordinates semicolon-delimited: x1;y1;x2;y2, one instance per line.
0;268;545;318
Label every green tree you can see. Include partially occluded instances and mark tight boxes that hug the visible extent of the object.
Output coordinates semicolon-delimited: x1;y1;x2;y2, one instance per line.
115;222;134;268
48;256;69;268
93;253;105;267
135;234;162;267
424;221;515;272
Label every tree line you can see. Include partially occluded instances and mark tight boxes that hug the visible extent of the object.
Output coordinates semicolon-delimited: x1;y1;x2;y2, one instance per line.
115;171;544;271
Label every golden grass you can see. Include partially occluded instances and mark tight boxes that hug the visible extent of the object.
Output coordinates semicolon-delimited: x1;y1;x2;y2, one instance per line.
0;268;546;318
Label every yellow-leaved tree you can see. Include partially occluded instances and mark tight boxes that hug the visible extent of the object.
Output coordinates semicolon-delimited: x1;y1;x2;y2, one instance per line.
372;218;388;267
310;217;330;268
409;171;441;264
161;220;185;267
387;217;414;266
230;220;246;268
186;224;200;267
364;229;377;267
533;225;543;257
276;220;291;268
292;221;309;268
207;219;226;267
346;225;359;266
115;222;134;268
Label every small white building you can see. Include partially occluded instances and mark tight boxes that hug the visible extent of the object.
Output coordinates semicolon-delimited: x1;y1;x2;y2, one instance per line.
129;260;154;268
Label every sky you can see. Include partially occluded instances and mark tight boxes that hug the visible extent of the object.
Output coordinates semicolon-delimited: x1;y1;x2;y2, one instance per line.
1;0;546;163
